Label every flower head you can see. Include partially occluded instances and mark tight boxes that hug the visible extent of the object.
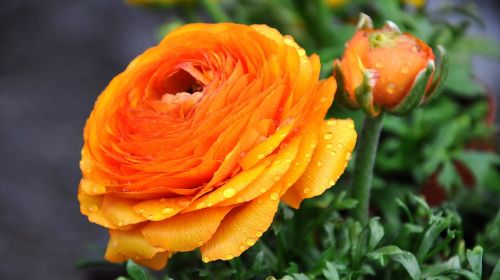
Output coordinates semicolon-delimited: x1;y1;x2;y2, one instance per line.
334;14;446;116
78;23;357;269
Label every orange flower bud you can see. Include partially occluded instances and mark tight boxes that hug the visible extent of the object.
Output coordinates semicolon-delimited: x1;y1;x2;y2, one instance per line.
334;14;446;116
78;23;357;269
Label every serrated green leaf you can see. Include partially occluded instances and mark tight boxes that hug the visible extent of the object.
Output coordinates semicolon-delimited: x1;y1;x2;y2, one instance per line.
126;260;148;280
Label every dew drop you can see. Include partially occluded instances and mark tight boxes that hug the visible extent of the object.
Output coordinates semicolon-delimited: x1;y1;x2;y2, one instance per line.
202;256;210;263
285;158;292;163
348;123;355;129
197;240;204;246
330;151;337;156
386;83;396;94
303;188;311;194
196;202;206;209
259;187;266;193
375;61;383;68
401;65;409;74
320;97;327;103
117;220;124;227
305;153;311;158
162;207;174;214
226;254;234;260
327;119;337;126
223;188;236;198
317;161;323;167
324;133;333;140
247;239;256;246
256;231;263;237
326;144;333;149
273;175;281;182
270;193;279;201
257;154;265;160
239;245;246;251
329;179;336;185
87;204;98;212
345;152;352;160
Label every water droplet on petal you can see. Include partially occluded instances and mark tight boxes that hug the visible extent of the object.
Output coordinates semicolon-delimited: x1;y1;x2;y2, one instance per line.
257;154;265;160
239;245;246;251
401;65;409;74
317;161;323;167
162;207;174;214
386;83;396;94
324;133;333;140
303;188;310;194
202;256;210;263
270;193;279;201
197;240;204;246
329;179;336;185
256;231;263;237
87;204;98;212
223;188;236;198
226;254;233;260
273;175;281;182
247;239;256;246
375;61;383;68
326;144;333;149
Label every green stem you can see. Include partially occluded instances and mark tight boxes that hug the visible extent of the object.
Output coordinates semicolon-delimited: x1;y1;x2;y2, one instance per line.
199;0;230;22
351;112;385;225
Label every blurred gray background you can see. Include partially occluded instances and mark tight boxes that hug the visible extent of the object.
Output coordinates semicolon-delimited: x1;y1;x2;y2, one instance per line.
0;0;498;279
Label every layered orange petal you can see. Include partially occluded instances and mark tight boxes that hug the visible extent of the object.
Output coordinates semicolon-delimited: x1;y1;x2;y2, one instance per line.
282;119;357;208
141;207;232;251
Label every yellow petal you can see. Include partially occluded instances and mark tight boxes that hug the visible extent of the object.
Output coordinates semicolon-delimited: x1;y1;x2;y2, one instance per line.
184;162;269;212
106;228;165;261
78;188;116;229
282;119;357;208
200;186;281;261
142;207;232;252
102;195;147;227
133;197;191;221
218;136;301;206
239;122;294;170
279;123;319;195
135;252;172;270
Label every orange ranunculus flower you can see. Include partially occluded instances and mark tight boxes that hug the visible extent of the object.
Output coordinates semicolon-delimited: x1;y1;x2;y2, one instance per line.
334;17;436;115
78;23;357;269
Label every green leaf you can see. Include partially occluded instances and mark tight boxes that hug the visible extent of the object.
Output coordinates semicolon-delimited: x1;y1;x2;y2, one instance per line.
322;262;340;280
368;218;385;251
416;213;454;262
292;273;310;280
466;246;483;278
126;260;149;280
390;251;421;280
489;260;500;280
437;160;458;190
454;36;500;58
422;256;461;277
367;245;403;264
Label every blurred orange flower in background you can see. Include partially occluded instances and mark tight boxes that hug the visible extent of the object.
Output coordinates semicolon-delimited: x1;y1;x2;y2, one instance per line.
78;23;357;269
